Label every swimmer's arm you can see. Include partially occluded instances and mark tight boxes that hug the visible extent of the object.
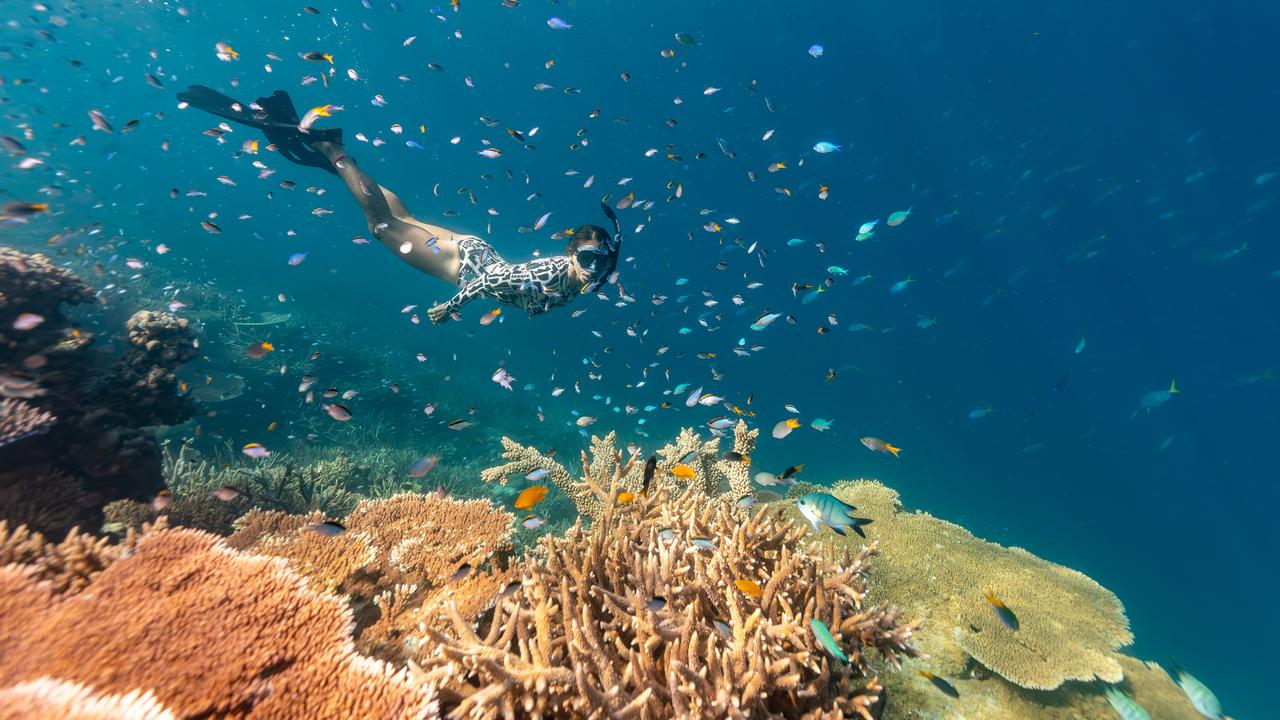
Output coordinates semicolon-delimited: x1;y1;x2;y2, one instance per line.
429;278;487;323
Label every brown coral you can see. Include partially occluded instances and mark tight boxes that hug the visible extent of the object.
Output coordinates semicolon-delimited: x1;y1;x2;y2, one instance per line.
0;397;55;449
414;451;919;719
0;528;439;719
811;480;1133;706
0;520;140;595
228;494;517;661
0;465;89;538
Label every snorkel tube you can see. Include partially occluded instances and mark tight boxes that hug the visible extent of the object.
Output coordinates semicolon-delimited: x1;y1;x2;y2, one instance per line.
581;202;623;294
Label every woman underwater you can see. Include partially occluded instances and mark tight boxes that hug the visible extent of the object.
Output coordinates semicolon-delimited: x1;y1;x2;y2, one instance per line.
177;86;621;324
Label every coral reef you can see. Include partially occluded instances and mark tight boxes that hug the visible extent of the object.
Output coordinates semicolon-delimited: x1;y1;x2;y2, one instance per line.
110;310;198;426
414;451;919;719
0;678;177;720
480;421;759;517
227;492;517;661
1;247;198;537
799;480;1202;720
0;528;439;719
0;397;55;449
0;518;153;595
0;465;91;540
815;481;1130;691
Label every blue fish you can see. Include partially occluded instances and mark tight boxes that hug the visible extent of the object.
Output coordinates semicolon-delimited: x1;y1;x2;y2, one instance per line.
796;493;872;538
813;141;841;153
810;619;847;663
1103;687;1151;720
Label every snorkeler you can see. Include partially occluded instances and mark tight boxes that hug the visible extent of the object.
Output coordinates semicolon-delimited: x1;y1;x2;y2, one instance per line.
177;85;621;323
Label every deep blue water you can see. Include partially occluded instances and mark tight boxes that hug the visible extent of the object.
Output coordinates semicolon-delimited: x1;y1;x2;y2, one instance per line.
3;0;1275;714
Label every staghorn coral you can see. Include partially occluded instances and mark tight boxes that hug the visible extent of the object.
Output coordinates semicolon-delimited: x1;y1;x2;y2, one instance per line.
809;480;1136;717
0;518;161;596
480;421;759;518
413;450;919;720
0;678;178;720
0;528;439;719
0;397;55;449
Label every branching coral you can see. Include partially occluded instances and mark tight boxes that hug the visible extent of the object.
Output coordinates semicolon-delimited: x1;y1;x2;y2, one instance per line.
413;451;919;719
0;519;151;595
0;465;89;537
0;397;55;449
810;479;1134;716
0;528;439;719
479;421;759;518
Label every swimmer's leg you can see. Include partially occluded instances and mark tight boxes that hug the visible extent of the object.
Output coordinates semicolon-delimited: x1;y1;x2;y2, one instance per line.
311;140;461;284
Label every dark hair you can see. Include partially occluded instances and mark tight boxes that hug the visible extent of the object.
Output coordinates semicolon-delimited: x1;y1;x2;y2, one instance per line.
567;224;611;253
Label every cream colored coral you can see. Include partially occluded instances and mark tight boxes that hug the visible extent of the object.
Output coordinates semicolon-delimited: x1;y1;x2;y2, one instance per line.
412;453;919;719
0;678;178;720
816;480;1133;696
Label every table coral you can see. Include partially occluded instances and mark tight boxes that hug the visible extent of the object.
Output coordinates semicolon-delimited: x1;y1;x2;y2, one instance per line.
794;479;1189;720
0;528;439;719
413;451;919;719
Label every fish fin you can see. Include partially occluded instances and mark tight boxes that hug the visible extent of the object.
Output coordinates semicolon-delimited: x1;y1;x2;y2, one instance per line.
851;517;872;538
828;524;848;537
886;443;902;457
1169;379;1180;394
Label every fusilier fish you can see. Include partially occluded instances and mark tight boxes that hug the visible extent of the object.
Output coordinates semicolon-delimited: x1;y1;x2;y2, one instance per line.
796;493;872;538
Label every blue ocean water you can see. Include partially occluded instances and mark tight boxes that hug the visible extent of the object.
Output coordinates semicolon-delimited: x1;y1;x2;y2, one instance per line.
3;0;1275;715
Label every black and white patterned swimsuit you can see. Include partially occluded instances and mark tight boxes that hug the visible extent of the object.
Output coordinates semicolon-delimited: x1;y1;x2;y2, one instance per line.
444;235;578;317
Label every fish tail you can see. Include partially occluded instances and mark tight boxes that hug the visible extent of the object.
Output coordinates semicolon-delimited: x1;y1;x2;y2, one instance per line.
917;670;934;680
851;517;873;538
985;590;1002;608
886;443;902;457
1169;379;1180;394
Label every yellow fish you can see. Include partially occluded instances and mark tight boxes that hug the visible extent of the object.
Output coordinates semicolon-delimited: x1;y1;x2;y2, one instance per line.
670;464;695;479
617;491;637;505
734;579;762;598
514;485;548;510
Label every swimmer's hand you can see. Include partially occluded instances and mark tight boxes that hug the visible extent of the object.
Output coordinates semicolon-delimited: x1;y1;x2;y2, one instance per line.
428;303;451;324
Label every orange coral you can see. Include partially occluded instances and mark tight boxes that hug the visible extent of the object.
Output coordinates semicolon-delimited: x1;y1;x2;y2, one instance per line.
0;528;438;719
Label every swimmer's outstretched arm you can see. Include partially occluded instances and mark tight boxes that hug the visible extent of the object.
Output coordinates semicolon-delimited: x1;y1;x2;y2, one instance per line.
428;276;491;323
310;140;463;285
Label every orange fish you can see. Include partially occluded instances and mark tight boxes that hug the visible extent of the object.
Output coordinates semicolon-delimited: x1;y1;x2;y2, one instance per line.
670;464;695;479
617;491;637;505
245;341;274;359
514;484;548;510
734;579;762;598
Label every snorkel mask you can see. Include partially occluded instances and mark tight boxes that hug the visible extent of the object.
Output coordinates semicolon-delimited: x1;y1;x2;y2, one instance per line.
578;203;623;293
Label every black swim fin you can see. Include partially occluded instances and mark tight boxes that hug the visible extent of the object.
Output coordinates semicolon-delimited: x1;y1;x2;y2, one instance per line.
177;85;340;176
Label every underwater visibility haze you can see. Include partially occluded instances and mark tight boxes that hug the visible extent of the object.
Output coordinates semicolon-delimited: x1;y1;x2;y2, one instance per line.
0;0;1274;718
